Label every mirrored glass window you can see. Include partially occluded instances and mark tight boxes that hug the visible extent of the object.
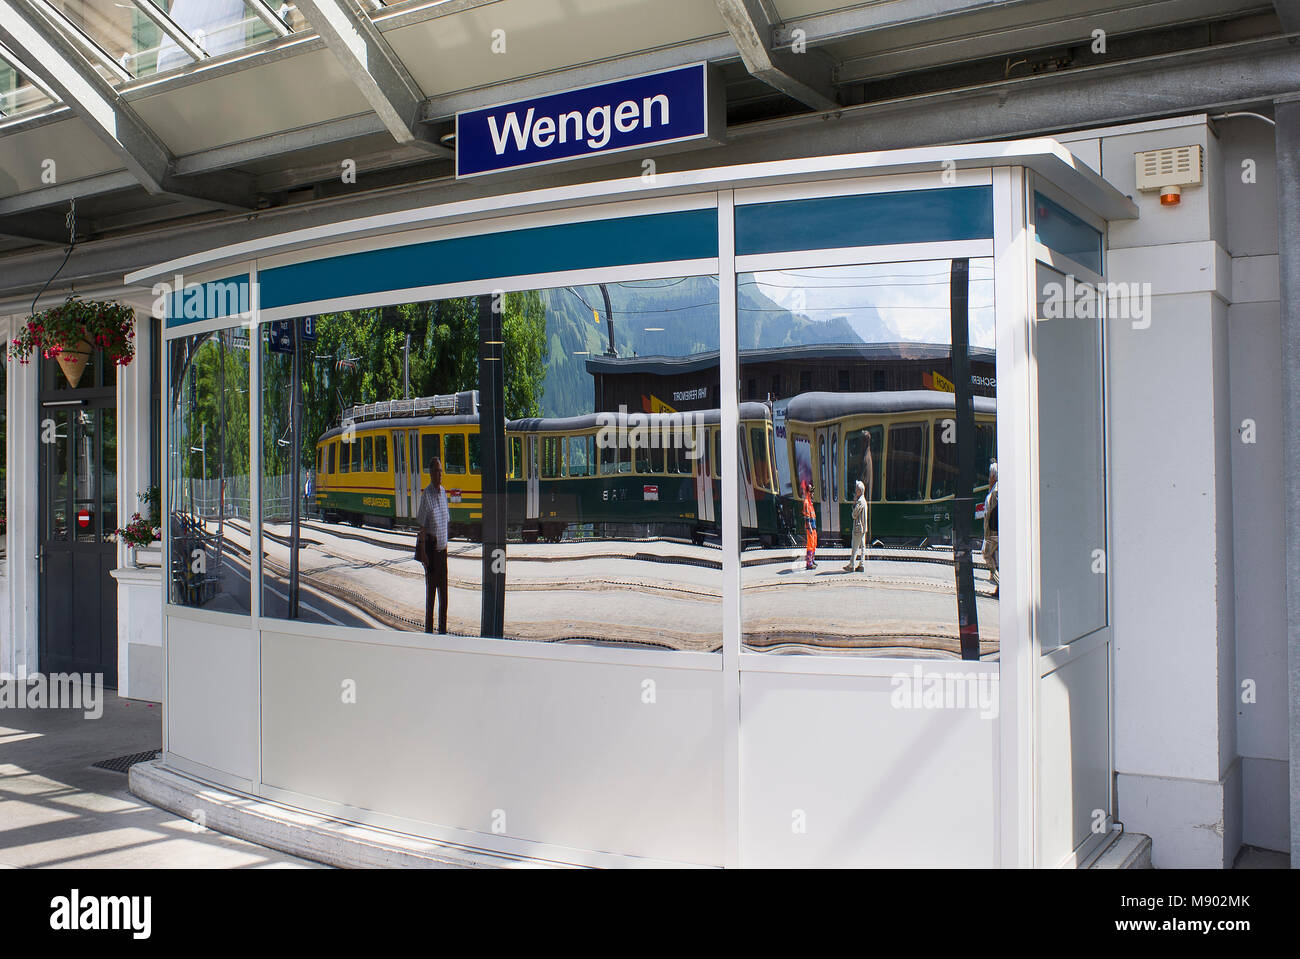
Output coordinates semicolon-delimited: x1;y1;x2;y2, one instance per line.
737;259;998;659
168;326;252;611
258;277;722;649
1035;262;1107;648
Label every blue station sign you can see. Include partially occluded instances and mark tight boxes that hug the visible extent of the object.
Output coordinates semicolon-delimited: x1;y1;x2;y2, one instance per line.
455;63;723;178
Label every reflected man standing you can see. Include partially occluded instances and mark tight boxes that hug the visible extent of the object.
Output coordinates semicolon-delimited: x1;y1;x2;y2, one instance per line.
416;456;450;634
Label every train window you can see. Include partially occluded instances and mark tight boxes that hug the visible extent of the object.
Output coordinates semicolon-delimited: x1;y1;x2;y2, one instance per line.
340;440;350;473
469;434;482;475
930;420;957;500
376;436;389;473
713;430;721;479
351;437;362;473
541;436;562;478
568;435;593;477
599;440;618;475
817;433;827;496
362;436;374;472
328;443;336;474
316;448;322;474
750;427;772;491
509;436;523;480
885;423;928;502
422;433;441;474
634;440;651;474
444;433;466;474
649;443;664;474
845;427;883;502
975;423;995;489
618;442;630;474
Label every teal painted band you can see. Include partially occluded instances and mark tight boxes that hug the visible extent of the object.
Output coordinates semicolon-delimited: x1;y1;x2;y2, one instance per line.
259;208;720;311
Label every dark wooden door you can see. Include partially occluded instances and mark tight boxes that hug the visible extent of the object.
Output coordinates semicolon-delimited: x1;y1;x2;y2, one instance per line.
38;355;118;686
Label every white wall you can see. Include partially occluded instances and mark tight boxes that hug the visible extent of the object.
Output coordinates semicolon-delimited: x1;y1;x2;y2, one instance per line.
1219;115;1290;854
1100;121;1244;867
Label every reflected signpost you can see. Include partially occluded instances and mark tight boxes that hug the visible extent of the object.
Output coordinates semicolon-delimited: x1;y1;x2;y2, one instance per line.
479;295;506;638
950;258;980;659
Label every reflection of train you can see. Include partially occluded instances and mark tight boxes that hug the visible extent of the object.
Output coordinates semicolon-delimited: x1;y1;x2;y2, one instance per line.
784;391;996;546
313;389;995;546
314;391;485;537
506;403;774;544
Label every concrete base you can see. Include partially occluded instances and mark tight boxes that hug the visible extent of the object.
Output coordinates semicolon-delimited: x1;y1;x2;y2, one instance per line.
129;761;565;869
1117;767;1242;868
1087;831;1153;869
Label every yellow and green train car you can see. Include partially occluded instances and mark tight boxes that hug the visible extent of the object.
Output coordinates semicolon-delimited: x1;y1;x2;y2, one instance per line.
314;391;484;537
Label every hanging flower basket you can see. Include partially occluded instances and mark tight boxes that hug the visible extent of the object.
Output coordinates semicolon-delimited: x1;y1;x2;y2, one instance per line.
9;295;135;386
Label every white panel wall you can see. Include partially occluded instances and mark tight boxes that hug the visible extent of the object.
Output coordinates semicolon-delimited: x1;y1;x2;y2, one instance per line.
1219;115;1289;854
166;614;258;787
1038;643;1110;866
739;668;998;866
260;632;725;865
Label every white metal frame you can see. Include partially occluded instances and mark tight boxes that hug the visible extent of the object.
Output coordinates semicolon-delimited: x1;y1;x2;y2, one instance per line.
1024;168;1116;868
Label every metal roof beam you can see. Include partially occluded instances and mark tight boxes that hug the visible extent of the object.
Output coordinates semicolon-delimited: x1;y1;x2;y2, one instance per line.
0;0;257;208
772;0;1034;48
1276;1;1300;32
0;208;75;244
714;0;837;110
293;0;449;153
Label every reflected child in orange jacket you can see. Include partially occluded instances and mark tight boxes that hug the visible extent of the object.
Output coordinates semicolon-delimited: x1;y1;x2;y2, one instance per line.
802;479;818;570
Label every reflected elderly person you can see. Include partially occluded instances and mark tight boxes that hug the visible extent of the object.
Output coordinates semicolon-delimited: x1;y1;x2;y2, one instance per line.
983;461;999;598
845;480;867;572
416;456;450;634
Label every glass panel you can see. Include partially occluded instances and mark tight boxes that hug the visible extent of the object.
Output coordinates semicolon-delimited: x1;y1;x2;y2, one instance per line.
1034;192;1103;275
0;56;55;115
47;1;157;77
46;411;70;541
168;326;252;612
152;0;285;74
101;408;118;541
738;258;998;659
362;435;373;471
444;433;466;474
256;278;722;649
885;423;927;502
421;432;440;474
1036;262;1107;648
735;186;994;257
508;436;522;480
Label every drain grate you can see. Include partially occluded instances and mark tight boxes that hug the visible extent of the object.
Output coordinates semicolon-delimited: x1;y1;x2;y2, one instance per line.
92;750;161;774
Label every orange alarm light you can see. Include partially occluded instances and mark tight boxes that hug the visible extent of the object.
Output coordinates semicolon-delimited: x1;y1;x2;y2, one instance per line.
1159;184;1182;206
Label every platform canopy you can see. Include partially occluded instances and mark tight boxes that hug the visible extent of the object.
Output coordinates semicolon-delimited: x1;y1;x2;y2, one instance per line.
0;0;1295;257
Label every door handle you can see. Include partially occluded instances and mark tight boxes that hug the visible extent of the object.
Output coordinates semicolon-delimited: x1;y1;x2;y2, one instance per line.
34;549;43;573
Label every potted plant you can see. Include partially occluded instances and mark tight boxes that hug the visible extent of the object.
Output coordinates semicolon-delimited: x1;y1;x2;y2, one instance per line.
117;487;161;566
8;295;136;387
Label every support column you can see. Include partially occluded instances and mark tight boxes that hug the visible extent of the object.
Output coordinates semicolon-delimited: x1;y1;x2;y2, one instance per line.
1275;96;1300;868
